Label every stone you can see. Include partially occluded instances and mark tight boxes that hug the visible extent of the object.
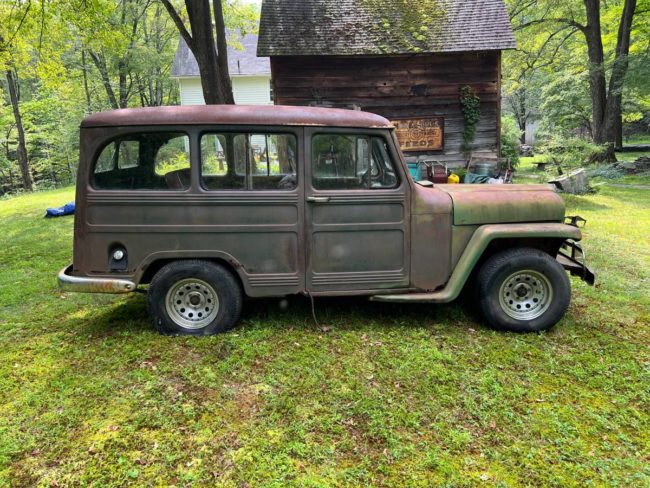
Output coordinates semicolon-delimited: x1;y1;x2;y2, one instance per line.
548;168;589;194
614;157;650;174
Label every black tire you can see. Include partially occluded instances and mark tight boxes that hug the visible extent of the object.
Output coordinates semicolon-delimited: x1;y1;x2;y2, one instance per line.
147;260;242;336
476;248;571;332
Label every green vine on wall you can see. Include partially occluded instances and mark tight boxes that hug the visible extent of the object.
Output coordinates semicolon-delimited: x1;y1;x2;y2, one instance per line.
460;85;481;155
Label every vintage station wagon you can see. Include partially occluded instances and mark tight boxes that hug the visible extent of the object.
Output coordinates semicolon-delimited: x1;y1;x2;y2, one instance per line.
58;105;594;335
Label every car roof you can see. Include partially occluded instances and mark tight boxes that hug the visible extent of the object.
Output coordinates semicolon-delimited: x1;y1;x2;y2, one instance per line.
81;105;393;129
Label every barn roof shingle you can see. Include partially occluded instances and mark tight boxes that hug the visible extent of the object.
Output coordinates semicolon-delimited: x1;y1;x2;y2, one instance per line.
172;32;270;77
258;0;516;56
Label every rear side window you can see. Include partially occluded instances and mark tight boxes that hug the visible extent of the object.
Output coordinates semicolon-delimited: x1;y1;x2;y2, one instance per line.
92;132;190;190
201;133;297;190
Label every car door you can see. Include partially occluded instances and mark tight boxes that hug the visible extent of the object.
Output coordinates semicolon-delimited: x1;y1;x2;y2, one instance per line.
304;127;410;293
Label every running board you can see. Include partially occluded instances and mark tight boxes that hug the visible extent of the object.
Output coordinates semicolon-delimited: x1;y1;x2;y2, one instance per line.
370;291;450;304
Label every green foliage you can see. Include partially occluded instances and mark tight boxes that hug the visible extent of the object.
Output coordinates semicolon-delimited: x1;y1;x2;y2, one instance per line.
1;184;649;485
538;135;606;172
503;0;650;148
459;85;481;155
500;114;521;168
0;0;261;195
538;71;593;138
586;165;625;180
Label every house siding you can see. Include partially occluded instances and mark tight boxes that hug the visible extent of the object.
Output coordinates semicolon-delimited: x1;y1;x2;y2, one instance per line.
178;76;272;106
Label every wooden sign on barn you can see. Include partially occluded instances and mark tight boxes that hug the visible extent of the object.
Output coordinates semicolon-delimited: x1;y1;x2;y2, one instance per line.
392;117;445;152
258;0;516;165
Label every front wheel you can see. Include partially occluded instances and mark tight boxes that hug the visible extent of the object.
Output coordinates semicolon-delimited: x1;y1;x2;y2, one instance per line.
148;260;242;335
477;248;571;332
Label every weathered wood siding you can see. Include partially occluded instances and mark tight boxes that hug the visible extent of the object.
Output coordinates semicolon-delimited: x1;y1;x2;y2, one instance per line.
271;52;501;164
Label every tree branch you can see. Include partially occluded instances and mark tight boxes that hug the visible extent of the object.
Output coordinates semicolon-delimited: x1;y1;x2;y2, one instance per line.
514;17;586;33
160;0;194;50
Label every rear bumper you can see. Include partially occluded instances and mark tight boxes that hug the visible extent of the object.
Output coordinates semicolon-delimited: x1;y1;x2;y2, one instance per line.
557;240;595;285
58;265;136;294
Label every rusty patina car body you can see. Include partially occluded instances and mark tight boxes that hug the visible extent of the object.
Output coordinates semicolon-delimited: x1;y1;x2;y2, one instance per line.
59;105;594;335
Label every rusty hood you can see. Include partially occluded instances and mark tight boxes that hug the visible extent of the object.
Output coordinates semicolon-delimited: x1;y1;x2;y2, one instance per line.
435;184;565;226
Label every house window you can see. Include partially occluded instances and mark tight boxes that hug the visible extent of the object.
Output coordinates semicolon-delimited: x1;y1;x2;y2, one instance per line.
269;79;274;102
201;132;296;190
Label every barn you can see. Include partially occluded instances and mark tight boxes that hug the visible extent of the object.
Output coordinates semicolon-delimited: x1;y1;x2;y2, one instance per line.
258;0;516;165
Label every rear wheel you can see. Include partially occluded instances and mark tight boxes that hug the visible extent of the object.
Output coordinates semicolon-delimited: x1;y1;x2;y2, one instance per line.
477;248;571;332
148;260;242;335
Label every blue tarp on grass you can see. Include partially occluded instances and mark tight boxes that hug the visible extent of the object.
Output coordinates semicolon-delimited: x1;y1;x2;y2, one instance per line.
45;202;75;218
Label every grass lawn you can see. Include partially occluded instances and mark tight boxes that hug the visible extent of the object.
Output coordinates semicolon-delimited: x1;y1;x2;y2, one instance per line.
0;183;649;486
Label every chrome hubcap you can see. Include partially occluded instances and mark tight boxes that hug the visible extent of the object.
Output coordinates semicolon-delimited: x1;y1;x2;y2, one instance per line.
165;278;219;330
498;270;553;320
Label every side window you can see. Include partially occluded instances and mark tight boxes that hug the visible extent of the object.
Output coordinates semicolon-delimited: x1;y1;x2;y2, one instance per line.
117;141;140;169
312;134;399;190
200;134;245;190
201;132;297;191
92;133;189;190
370;137;398;188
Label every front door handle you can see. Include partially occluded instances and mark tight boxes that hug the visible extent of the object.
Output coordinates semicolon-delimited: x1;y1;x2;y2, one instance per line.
306;196;331;203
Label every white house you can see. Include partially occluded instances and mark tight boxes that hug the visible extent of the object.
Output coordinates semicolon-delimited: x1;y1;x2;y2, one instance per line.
171;33;272;106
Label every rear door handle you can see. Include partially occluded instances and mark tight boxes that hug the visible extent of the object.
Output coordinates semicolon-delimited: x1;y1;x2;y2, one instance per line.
306;196;331;203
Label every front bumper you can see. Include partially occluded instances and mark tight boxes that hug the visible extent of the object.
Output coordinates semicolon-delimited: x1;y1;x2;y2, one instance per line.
557;240;596;285
58;265;137;294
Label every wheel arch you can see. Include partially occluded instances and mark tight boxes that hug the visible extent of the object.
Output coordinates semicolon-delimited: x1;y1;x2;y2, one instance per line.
137;252;247;295
456;223;580;297
471;236;566;279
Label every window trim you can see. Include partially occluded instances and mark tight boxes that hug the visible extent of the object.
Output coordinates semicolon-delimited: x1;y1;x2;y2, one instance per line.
199;130;298;192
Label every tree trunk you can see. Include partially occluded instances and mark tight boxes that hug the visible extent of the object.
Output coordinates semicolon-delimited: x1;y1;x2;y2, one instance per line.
161;0;235;105
583;0;607;144
582;0;636;161
81;49;92;113
188;0;227;104
517;89;527;144
615;106;623;149
118;60;129;108
213;0;235;104
89;50;119;109
603;0;636;149
5;69;32;191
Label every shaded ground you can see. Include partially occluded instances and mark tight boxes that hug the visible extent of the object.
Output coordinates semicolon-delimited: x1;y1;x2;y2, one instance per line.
0;184;648;486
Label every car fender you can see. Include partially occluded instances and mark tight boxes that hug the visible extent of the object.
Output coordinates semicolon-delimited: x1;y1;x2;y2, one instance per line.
372;223;582;303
